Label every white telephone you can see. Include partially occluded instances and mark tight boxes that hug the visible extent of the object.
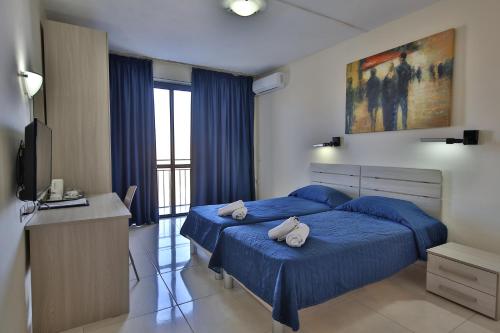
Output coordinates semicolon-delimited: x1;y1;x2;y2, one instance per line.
49;179;64;201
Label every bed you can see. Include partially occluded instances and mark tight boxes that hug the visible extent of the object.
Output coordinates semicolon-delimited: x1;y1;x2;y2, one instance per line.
207;164;446;332
180;164;361;253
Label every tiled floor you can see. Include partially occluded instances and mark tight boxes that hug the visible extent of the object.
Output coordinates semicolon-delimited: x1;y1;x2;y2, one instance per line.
63;217;500;333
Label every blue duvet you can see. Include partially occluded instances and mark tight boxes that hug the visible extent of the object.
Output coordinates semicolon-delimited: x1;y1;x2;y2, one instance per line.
209;206;447;331
180;197;331;252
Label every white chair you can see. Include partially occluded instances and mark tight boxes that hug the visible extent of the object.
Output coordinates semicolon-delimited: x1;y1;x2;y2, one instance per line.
124;185;139;281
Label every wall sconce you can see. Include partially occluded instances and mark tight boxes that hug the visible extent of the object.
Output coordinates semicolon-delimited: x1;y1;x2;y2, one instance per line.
19;71;43;98
313;136;341;148
420;130;479;145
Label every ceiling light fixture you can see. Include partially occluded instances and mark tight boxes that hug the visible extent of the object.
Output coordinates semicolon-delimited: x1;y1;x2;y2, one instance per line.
222;0;267;17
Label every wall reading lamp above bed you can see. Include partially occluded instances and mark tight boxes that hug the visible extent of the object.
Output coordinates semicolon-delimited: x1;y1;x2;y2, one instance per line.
312;136;342;148
421;129;479;145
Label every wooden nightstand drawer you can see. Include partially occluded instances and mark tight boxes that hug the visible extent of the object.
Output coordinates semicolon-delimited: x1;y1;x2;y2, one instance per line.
428;253;498;296
427;272;497;318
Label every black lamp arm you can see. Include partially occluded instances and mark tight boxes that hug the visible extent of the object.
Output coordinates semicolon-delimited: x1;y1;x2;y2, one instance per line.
421;130;479;145
313;136;342;148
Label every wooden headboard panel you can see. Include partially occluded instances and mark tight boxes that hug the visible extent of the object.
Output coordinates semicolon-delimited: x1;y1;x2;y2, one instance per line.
310;163;442;218
310;163;360;198
360;166;442;219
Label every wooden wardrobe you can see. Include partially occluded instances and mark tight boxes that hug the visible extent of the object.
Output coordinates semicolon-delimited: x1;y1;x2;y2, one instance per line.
43;20;112;194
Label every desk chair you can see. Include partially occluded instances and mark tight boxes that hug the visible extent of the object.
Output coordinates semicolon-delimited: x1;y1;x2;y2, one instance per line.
124;185;139;281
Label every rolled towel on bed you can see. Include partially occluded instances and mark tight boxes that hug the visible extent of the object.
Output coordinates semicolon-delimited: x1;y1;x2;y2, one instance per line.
268;216;300;240
218;200;245;216
232;206;248;220
286;223;310;248
277;225;298;242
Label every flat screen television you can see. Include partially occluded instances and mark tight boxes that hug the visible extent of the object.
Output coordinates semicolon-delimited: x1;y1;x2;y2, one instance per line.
18;119;52;201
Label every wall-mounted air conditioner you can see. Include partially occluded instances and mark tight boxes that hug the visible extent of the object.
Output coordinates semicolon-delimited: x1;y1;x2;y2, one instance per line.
252;72;285;95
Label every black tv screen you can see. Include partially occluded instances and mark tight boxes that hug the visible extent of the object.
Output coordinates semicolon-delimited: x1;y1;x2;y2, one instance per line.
19;119;52;201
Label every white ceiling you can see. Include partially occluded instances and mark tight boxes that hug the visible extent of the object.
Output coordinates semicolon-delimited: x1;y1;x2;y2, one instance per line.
43;0;439;75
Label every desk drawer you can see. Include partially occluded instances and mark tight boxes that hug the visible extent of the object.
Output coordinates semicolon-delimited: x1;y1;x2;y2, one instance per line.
428;254;498;296
427;272;496;318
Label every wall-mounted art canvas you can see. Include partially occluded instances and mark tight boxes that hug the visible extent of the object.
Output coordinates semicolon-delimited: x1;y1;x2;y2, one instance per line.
345;29;455;134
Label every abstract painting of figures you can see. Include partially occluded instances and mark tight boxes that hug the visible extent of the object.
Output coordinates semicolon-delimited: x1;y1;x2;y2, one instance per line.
345;29;454;134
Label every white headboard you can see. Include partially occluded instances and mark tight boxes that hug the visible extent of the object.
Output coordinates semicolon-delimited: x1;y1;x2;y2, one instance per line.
310;163;360;199
311;163;442;219
360;166;442;219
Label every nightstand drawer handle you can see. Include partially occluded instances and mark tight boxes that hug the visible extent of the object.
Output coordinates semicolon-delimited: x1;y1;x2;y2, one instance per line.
438;265;478;282
438;285;477;303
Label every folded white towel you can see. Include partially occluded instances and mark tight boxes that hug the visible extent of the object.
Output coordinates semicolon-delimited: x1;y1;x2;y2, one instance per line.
286;223;310;248
218;200;245;216
277;224;298;242
232;207;248;220
268;216;300;240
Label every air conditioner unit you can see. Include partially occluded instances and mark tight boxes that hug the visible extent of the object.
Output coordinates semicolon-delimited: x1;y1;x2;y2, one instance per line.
252;72;285;95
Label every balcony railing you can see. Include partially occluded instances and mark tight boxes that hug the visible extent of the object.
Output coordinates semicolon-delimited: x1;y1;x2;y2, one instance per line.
157;165;191;216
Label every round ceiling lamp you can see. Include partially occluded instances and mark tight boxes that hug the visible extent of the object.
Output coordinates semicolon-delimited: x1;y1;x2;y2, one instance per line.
222;0;267;17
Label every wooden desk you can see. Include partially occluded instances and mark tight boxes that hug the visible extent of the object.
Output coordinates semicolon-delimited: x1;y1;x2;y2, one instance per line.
26;193;131;333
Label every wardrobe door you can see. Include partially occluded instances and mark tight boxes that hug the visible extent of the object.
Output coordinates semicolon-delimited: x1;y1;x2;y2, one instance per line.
44;20;111;194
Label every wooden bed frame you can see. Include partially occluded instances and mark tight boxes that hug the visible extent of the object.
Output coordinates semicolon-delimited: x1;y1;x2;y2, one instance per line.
190;163;443;332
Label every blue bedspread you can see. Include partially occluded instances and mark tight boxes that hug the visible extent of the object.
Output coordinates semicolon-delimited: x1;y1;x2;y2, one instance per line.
180;197;331;252
208;209;447;331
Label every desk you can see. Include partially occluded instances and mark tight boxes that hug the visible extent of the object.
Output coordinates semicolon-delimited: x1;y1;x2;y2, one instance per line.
26;193;131;333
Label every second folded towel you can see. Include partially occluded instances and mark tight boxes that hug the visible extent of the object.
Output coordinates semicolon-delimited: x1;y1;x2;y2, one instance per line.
217;200;245;216
231;206;248;220
285;223;310;248
268;216;300;240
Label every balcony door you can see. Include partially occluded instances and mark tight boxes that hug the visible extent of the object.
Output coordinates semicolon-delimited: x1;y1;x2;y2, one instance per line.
154;82;191;217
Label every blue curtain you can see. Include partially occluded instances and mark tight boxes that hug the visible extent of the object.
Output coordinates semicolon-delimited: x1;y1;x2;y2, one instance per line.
191;68;255;206
109;54;159;225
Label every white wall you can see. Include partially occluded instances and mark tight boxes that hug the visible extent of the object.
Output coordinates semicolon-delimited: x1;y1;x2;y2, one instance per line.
256;0;500;254
0;0;43;332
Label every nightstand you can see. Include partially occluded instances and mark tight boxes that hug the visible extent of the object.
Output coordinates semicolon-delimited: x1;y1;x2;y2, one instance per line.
427;242;500;319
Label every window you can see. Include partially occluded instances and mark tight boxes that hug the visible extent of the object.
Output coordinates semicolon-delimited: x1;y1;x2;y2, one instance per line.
154;82;191;216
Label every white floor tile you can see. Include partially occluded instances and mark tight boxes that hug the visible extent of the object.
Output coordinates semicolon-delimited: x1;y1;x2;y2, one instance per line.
130;224;155;239
388;263;430;298
161;265;227;304
158;234;190;249
128;275;176;319
83;307;192;333
352;278;474;333
130;225;160;253
299;298;411;333
128;250;158;281
179;288;270;333
150;244;208;273
452;314;500;333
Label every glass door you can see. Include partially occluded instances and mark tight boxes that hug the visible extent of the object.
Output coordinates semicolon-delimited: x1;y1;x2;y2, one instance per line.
154;82;191;217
